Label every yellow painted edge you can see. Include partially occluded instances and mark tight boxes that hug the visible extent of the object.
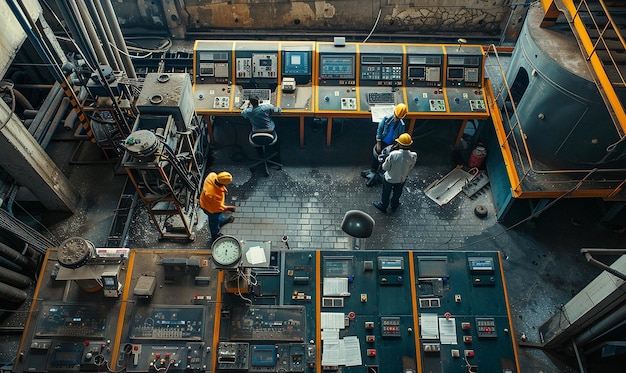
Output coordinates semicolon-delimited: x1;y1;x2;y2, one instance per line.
562;0;626;133
498;251;521;373
15;249;52;365
408;250;423;373
211;270;225;372
315;250;321;373
111;249;136;370
484;80;523;197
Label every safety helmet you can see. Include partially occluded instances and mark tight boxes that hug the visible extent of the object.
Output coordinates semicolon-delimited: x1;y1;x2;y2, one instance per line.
394;103;408;119
216;171;233;185
396;133;413;146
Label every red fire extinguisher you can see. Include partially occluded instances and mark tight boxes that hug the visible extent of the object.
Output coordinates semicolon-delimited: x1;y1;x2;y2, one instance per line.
468;145;487;168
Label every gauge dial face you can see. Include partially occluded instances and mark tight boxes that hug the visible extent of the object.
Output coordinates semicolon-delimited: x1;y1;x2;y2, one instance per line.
211;235;242;267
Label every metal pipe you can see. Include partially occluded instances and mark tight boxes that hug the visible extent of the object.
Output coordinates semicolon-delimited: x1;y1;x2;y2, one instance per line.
571;339;586;373
12;88;34;110
69;0;107;65
31;85;65;143
575;302;626;346
580;249;626;281
0;265;31;289
0;241;35;271
64;109;78;131
78;0;112;68
92;0;124;73
101;0;136;78
0;256;22;272
0;281;28;303
53;0;98;69
41;97;70;149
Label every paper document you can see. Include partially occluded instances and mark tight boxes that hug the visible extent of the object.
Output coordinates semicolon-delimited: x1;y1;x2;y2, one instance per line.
370;104;395;123
321;340;342;366
439;317;458;344
323;277;349;296
420;313;440;340
321;312;345;330
245;246;266;265
343;336;362;366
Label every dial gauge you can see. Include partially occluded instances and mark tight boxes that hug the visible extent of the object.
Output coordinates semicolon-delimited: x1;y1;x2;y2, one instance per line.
211;235;242;267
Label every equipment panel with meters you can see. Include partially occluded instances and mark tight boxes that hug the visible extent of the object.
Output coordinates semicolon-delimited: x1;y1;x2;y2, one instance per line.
317;43;358;112
193;40;235;112
358;43;404;112
404;45;447;114
280;43;314;111
15;247;519;373
192;40;489;120
444;45;487;113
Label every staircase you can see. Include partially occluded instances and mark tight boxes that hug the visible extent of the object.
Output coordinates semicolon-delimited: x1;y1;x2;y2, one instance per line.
549;0;626;135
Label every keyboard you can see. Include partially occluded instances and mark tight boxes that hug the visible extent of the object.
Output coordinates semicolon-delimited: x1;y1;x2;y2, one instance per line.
367;92;395;104
243;88;271;101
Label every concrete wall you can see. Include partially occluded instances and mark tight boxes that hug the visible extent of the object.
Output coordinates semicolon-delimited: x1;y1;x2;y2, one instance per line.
104;0;521;42
0;0;41;78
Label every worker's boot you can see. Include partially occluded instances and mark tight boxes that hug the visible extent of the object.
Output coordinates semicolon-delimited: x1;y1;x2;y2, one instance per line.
365;172;378;187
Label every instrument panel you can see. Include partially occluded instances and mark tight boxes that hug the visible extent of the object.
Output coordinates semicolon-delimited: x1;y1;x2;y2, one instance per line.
192;40;488;118
14;248;519;373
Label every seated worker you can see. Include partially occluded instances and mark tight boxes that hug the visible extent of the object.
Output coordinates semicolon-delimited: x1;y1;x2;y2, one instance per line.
362;103;408;187
241;95;282;133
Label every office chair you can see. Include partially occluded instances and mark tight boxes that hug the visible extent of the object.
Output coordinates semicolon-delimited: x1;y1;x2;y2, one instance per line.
248;131;282;175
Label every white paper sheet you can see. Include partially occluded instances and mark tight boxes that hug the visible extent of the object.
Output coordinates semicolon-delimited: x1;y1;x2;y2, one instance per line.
420;313;440;340
370;104;395;123
323;277;350;296
245;246;266;265
439;317;458;344
343;336;362;366
320;312;345;330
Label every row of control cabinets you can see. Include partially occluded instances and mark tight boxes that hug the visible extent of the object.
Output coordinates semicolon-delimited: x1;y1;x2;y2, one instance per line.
194;41;484;89
193;41;488;116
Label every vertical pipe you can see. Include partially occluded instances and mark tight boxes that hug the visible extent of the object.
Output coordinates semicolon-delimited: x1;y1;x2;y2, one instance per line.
59;0;99;68
84;0;119;70
72;0;109;66
101;0;137;78
93;0;125;73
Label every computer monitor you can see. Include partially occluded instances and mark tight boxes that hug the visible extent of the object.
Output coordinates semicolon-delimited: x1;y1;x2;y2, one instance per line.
408;66;426;80
320;55;355;79
447;66;465;80
283;50;311;75
418;256;449;278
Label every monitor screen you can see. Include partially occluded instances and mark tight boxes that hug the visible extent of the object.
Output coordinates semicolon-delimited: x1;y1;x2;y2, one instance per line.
408;66;426;80
418;256;449;278
448;67;465;80
320;55;355;79
283;51;311;75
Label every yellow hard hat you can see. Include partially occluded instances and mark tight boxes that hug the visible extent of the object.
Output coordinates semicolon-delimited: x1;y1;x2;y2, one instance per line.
394;103;408;119
396;133;413;146
216;171;233;185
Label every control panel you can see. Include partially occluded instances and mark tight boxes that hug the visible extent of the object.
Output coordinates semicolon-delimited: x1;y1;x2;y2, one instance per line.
194;41;315;112
15;248;517;373
317;42;358;112
358;44;404;112
444;45;487;113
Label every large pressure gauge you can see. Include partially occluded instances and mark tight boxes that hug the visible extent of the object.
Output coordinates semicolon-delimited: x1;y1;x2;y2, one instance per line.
211;235;242;267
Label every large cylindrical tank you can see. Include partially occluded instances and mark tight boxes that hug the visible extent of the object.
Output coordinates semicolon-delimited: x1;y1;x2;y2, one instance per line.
503;3;626;169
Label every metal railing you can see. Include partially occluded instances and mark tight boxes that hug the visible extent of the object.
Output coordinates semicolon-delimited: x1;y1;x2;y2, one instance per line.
484;44;626;198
